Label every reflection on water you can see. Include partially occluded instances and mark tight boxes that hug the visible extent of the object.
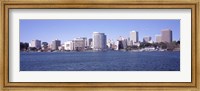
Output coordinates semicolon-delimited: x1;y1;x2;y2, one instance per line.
20;51;180;71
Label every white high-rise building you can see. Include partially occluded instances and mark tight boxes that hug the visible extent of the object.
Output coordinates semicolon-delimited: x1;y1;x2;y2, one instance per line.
30;40;41;49
92;32;107;50
130;31;139;43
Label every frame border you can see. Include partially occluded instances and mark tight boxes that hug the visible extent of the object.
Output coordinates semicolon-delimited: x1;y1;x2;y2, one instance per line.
0;1;199;90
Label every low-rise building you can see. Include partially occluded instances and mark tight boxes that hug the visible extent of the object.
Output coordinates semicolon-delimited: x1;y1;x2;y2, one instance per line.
64;40;74;51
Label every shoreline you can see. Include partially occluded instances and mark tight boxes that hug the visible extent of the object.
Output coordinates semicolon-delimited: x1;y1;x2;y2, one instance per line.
20;50;180;53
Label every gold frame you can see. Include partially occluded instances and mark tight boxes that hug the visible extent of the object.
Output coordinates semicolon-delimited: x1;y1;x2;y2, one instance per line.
0;0;199;91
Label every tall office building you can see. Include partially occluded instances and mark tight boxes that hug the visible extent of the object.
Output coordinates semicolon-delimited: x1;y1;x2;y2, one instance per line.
143;36;151;43
130;31;138;43
117;36;127;49
87;38;93;47
127;37;133;46
92;32;107;50
30;40;41;49
51;39;61;50
73;37;85;51
155;35;162;43
161;29;172;43
79;37;87;47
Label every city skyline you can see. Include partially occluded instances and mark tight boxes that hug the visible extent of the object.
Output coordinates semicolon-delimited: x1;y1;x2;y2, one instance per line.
20;19;180;43
25;29;174;52
20;20;180;71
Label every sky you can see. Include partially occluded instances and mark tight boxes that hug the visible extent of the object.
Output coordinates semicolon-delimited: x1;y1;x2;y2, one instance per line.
20;19;180;43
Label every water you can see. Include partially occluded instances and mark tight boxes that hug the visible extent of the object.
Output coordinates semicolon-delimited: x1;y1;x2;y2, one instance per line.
20;51;180;71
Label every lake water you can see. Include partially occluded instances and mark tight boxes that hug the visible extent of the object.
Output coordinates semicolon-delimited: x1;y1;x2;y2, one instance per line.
20;51;180;71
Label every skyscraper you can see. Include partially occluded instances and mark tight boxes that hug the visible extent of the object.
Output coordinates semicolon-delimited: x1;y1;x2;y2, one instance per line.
30;40;41;49
143;36;151;43
79;37;87;47
161;29;172;43
155;35;162;43
92;32;107;50
87;38;93;47
73;37;85;51
51;39;61;50
127;37;133;46
117;36;127;49
130;31;138;43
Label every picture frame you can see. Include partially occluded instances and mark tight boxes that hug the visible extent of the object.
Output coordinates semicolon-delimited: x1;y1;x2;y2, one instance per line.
0;0;199;91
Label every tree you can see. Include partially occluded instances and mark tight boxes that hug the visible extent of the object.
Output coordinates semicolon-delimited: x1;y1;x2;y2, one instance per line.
176;40;180;45
166;43;175;50
20;42;25;51
159;42;167;49
139;42;153;48
24;42;29;50
29;47;37;51
20;42;29;51
152;43;159;48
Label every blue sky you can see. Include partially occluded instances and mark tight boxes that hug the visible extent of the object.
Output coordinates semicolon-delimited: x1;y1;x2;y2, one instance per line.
20;19;180;43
